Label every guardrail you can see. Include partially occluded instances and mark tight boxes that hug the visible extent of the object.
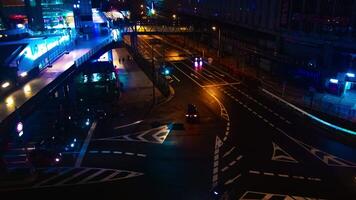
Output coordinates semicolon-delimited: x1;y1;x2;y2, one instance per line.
75;37;113;67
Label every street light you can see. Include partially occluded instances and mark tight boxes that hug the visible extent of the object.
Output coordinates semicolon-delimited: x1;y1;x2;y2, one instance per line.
212;26;221;57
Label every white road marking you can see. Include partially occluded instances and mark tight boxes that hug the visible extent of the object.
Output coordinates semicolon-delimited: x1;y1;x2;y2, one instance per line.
54;168;91;186
224;173;241;185
190;73;200;79
278;174;289;178
125;152;135;156
114;120;143;130
137;153;147;157
249;170;260;174
271;142;298;163
77;169;106;184
263;172;274;176
75;121;97;167
113;151;122;154
172;74;181;82
221;166;229;172
202;82;241;88
223;147;236;158
34;168;73;187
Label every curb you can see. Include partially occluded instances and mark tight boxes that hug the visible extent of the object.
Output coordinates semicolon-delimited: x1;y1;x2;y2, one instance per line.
260;88;356;137
156;85;175;106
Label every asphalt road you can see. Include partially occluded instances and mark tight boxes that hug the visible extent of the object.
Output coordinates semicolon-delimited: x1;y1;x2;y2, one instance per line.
135;35;356;199
1;35;355;199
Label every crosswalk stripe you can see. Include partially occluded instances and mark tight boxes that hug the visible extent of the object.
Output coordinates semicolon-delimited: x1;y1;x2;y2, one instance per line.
53;168;91;186
77;169;106;184
101;171;121;182
34;168;73;187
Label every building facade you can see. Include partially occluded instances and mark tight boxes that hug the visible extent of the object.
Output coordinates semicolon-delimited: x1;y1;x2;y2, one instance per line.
169;0;356;90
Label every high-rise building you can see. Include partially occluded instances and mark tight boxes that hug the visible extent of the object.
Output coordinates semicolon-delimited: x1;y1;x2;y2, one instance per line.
168;0;356;87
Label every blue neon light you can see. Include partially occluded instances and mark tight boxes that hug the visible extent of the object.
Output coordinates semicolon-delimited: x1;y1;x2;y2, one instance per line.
346;73;355;78
309;114;356;136
329;78;338;84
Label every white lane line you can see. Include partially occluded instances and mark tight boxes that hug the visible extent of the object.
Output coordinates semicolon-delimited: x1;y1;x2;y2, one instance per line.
172;74;181;82
278;174;289;178
190;73;200;79
293;176;305;180
262;88;356;135
249;170;260;174
75;121;97;168
307;177;321;181
125;152;134;156
137;153;147;157
89;150;98;154
172;63;203;87
202;82;241;88
114;120;143;130
102;151;110;154
263;172;274;176
113;151;122;154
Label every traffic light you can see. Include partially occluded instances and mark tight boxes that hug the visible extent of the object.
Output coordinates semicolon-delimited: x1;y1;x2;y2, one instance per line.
164;69;170;75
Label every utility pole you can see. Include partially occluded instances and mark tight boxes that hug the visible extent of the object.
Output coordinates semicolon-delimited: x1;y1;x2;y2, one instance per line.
151;43;155;105
217;28;221;58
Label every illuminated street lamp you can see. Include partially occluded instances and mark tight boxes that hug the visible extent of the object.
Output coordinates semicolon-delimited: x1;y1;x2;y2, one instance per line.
16;122;24;137
212;26;221;57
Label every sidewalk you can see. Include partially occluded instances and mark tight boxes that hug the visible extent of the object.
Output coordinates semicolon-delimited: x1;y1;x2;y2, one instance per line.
0;36;110;123
112;48;164;121
167;35;356;134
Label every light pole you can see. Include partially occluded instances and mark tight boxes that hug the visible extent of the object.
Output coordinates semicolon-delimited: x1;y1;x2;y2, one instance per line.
212;26;221;58
151;42;155;105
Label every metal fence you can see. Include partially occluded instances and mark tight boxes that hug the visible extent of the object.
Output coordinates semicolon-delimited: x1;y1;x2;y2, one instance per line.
75;37;113;67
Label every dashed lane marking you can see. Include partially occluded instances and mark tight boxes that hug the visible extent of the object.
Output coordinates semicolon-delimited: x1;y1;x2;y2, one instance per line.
172;74;181;82
248;170;322;182
88;150;146;158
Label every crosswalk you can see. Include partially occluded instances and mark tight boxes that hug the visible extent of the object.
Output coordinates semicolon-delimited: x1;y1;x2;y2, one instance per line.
3;143;36;169
0;167;144;191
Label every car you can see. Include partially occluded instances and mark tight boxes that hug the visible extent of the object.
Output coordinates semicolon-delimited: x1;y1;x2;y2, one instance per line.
186;104;200;123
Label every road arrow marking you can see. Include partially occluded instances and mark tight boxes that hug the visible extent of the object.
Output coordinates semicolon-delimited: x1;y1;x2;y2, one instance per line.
295;139;356;168
271;142;298;163
97;125;170;144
